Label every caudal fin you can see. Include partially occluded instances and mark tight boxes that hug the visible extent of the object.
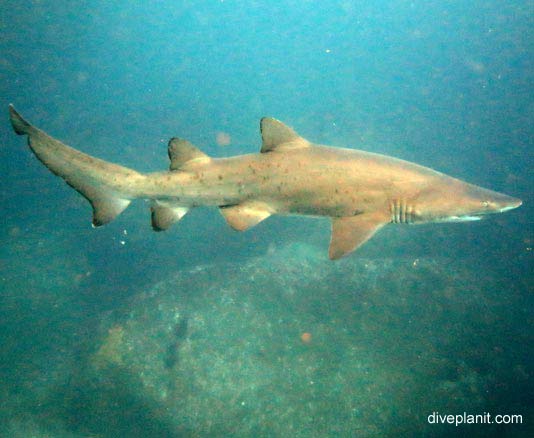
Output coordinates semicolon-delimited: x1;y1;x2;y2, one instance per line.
9;105;144;226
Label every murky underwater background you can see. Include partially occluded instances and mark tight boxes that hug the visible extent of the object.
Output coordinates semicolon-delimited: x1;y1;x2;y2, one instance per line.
0;1;532;437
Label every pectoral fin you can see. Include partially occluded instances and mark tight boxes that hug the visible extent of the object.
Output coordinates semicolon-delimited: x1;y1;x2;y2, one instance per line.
220;201;273;231
329;213;387;260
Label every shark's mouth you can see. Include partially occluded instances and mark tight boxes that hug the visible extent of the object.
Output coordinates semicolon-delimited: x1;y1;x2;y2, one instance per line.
439;215;483;223
499;205;520;213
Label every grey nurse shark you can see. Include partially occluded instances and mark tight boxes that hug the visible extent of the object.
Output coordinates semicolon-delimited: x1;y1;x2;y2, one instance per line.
8;105;521;259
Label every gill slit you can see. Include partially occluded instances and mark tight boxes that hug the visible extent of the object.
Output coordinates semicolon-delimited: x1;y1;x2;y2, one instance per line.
390;198;414;224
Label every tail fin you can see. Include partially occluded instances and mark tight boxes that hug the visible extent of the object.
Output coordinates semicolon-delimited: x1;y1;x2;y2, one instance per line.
9;105;144;226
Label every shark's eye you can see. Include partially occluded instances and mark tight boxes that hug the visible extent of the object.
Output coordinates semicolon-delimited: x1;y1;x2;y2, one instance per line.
482;201;489;207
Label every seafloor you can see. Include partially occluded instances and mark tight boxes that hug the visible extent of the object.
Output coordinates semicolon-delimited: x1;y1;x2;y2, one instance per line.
1;228;530;437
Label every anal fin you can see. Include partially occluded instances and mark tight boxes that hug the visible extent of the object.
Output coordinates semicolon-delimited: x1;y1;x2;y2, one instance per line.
220;201;273;231
329;213;388;259
151;204;189;231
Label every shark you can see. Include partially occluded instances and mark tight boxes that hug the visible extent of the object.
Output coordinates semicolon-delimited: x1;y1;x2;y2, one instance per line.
8;105;522;259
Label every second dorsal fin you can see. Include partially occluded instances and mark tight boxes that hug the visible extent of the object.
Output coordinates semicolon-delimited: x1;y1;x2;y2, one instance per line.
260;118;309;153
168;137;210;170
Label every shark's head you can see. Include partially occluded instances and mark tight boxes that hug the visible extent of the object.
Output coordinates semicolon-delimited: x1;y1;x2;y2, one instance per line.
414;178;522;223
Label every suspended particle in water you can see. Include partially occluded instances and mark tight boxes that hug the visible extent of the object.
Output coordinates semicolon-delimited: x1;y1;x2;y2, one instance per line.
216;131;231;147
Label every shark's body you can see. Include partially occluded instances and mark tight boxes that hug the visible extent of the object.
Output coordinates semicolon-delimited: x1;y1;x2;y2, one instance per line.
8;105;521;259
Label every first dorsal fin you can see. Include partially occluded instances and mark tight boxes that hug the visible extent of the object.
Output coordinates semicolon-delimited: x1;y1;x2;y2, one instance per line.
168;137;210;170
260;118;309;153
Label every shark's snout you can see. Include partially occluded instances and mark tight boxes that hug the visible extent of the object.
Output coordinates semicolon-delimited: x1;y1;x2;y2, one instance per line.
499;196;522;212
480;191;522;215
454;184;522;220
